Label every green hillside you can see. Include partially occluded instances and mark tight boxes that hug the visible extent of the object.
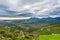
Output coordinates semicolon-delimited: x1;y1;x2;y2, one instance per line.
0;22;60;40
37;34;60;40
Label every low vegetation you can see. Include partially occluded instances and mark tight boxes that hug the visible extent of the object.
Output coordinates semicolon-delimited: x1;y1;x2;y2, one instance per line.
0;22;60;40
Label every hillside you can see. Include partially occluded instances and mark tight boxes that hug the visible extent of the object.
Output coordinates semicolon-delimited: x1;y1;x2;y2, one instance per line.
0;21;60;40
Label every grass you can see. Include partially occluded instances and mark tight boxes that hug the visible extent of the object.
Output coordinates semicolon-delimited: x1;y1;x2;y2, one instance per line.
37;34;60;40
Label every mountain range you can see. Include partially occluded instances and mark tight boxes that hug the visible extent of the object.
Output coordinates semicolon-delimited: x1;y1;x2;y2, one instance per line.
0;17;60;24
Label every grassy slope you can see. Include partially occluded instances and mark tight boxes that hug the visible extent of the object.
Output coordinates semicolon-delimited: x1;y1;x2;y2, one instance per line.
37;34;60;40
37;22;60;40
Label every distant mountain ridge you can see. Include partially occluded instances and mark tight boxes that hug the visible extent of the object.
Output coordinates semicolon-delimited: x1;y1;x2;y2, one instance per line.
41;17;60;21
0;17;60;24
29;17;60;21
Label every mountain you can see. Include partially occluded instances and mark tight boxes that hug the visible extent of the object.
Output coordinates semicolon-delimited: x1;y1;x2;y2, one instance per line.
0;17;60;24
29;17;40;20
54;17;60;21
28;17;60;21
25;17;60;24
41;17;60;21
41;17;53;20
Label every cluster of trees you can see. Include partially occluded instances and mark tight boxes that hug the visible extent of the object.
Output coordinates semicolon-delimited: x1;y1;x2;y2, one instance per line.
0;27;36;40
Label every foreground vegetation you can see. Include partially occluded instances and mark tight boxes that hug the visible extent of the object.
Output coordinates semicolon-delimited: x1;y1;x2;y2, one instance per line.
0;22;60;40
37;34;60;40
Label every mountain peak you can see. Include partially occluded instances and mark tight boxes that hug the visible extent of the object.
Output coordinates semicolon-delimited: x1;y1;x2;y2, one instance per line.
29;17;40;20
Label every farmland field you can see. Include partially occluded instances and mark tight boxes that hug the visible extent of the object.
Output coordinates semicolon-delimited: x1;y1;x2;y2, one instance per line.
37;34;60;40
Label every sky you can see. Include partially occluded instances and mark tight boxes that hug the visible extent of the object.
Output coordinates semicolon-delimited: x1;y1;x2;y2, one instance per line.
0;0;60;18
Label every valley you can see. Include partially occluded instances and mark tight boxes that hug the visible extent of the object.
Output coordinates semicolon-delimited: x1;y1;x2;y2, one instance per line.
0;18;60;40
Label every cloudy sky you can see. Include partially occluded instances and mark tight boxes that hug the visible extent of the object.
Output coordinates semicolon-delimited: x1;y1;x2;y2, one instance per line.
0;0;60;18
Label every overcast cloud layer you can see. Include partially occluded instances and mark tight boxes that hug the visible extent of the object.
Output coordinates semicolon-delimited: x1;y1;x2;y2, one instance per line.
0;0;60;18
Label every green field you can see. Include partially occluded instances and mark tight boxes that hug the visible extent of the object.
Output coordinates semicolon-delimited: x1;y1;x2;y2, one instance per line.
37;34;60;40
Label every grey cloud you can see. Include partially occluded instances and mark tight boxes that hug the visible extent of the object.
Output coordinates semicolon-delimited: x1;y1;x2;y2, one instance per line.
0;0;60;18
